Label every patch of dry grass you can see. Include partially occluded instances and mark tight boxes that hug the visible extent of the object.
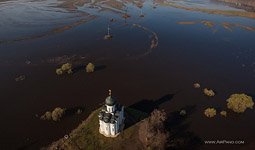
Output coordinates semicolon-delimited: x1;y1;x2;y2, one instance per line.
160;1;255;19
201;20;214;28
177;21;197;25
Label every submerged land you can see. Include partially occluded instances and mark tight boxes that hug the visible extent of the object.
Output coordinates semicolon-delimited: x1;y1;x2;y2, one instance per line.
214;0;255;11
155;0;255;19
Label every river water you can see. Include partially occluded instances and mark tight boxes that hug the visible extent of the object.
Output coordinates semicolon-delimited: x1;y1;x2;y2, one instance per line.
0;0;255;149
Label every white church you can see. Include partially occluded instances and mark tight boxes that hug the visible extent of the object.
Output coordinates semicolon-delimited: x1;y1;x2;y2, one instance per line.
98;90;125;137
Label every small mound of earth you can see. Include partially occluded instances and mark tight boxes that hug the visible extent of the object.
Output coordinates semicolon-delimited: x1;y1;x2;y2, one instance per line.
122;14;131;19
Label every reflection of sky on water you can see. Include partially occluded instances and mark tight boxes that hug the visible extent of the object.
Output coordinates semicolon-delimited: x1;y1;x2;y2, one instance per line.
0;0;85;39
0;0;252;39
0;0;255;68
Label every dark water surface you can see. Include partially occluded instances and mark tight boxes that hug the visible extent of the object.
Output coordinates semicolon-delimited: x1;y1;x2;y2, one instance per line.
0;0;255;149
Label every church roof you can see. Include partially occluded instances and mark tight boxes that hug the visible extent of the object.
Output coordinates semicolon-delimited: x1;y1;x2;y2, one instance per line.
99;90;124;124
105;90;117;106
99;107;123;124
105;96;116;106
110;118;116;124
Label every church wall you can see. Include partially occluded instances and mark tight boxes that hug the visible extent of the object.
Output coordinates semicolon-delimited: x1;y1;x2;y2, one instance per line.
105;123;110;136
99;95;125;137
116;121;119;132
99;120;103;132
121;106;124;123
110;123;115;136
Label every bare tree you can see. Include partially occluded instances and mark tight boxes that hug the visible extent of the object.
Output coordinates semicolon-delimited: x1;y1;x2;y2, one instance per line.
139;109;169;150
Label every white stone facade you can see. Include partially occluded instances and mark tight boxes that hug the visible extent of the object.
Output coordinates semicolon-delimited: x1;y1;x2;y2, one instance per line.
98;94;124;137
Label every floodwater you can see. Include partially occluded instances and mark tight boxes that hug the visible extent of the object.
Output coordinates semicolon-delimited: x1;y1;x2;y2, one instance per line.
0;0;255;149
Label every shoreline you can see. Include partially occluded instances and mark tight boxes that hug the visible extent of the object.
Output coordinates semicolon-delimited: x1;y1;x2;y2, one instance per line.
44;109;99;150
157;1;255;19
213;0;255;12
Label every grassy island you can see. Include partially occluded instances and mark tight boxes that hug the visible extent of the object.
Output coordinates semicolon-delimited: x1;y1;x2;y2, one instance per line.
45;108;148;150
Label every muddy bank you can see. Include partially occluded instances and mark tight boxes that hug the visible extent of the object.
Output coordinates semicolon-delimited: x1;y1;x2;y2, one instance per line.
176;20;255;32
213;0;255;12
155;0;255;19
132;24;159;57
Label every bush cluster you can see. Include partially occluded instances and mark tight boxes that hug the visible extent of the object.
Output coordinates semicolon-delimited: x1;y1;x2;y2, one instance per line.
86;63;95;73
56;63;72;75
204;108;216;118
220;111;227;117
52;107;66;121
227;94;254;113
203;88;215;97
40;111;52;120
76;109;83;115
40;107;66;121
193;83;200;88
179;109;187;116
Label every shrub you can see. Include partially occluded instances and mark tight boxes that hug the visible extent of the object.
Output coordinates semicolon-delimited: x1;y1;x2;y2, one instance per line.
203;88;215;97
227;94;254;113
67;69;73;74
40;111;52;120
76;109;82;115
180;109;187;116
61;63;72;71
86;63;95;73
15;75;26;82
220;111;227;117
52;107;66;121
139;109;169;149
56;68;63;75
204;108;216;118
193;83;200;88
56;63;73;75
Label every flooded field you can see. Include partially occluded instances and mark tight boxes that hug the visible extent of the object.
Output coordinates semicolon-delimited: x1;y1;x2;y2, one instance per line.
0;0;255;149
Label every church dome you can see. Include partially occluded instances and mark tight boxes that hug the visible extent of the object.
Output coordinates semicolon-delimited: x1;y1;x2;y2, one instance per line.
105;96;116;106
